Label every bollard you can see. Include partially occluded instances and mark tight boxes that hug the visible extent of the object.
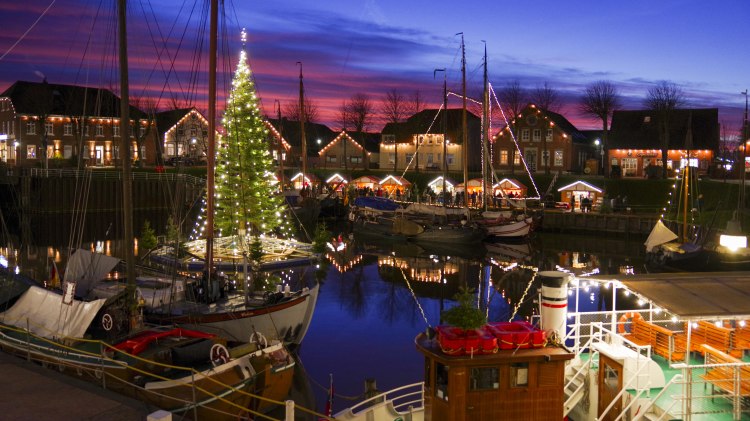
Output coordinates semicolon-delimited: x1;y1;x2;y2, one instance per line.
285;399;295;421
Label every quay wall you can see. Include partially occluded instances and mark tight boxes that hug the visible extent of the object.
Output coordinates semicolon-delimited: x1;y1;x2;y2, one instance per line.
540;210;658;237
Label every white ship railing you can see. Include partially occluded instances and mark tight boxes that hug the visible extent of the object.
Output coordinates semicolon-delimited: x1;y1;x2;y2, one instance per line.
334;381;424;421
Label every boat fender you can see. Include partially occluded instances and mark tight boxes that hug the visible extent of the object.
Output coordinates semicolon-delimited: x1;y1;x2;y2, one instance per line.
210;343;230;367
250;331;268;349
618;312;643;334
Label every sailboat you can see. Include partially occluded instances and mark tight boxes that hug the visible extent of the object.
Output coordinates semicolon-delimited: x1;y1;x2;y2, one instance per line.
144;30;319;348
644;113;712;270
0;1;296;419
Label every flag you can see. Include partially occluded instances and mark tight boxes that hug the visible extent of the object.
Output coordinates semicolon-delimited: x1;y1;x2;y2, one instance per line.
49;260;60;287
324;373;334;417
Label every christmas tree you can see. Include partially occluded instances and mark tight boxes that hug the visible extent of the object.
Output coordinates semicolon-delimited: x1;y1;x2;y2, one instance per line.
213;33;293;239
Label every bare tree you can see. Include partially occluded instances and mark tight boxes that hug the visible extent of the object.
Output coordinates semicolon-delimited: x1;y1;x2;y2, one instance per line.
348;93;373;169
381;89;407;171
406;90;424;117
644;81;685;178
531;82;561;112
498;80;527;174
132;97;158;167
284;98;319;123
580;80;621;177
336;100;352;170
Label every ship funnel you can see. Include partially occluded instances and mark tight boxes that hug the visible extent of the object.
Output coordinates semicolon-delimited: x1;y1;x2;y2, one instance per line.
538;271;570;339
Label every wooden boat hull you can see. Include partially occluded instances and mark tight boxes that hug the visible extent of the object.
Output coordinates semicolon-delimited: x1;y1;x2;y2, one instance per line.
149;283;319;346
0;325;294;420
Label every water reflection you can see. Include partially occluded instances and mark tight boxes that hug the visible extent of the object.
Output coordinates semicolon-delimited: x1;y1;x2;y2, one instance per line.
1;216;650;418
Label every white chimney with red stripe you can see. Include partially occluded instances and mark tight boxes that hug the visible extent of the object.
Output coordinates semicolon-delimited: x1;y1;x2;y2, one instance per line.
538;271;570;339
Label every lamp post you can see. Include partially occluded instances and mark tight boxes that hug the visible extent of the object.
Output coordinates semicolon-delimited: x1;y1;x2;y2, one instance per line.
594;139;601;175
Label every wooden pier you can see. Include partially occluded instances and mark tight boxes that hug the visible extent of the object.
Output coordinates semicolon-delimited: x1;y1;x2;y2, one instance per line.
541;210;658;237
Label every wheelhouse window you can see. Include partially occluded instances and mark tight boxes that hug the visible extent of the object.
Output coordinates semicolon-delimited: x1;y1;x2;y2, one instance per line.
435;363;449;401
510;362;529;387
470;367;499;391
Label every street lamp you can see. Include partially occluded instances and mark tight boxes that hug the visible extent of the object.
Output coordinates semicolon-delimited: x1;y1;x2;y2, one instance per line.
594;139;602;175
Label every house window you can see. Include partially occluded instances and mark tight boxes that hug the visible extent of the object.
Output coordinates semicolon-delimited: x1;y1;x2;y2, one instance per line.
26;145;37;159
140;126;147;137
622;157;638;176
426;153;434;164
96;124;104;136
178;129;185;137
546;129;553;142
202;130;207;138
63;145;73;159
533;129;541;142
45;122;54;135
435;363;449;401
447;154;455;165
513;151;521;165
113;146;119;159
470;367;499;390
382;134;395;143
554;150;564;166
139;146;146;160
500;150;509;165
521;129;529;141
427;135;433;144
388;153;395;164
26;121;36;135
510;362;529;387
326;155;337;163
64;123;73;136
406;153;414;163
83;125;89;137
113;125;120;137
644;116;651;123
350;156;362;164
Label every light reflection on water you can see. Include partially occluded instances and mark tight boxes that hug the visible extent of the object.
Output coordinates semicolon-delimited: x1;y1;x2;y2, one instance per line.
1;223;649;417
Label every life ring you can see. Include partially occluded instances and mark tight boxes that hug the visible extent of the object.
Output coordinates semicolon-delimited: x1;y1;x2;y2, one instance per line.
250;331;268;349
618;312;643;334
210;343;230;367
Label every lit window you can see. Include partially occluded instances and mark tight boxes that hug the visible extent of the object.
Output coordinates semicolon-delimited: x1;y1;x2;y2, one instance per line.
500;150;509;165
554;150;564;166
26;145;36;159
113;125;120;137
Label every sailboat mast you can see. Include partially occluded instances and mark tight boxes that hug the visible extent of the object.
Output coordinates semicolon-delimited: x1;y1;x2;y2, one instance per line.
298;63;307;189
459;33;468;207
441;71;448;209
277;100;284;187
205;0;217;279
482;43;489;210
117;0;135;295
682;161;689;242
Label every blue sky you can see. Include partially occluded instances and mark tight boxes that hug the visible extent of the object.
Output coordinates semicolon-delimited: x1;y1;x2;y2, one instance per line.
1;0;748;134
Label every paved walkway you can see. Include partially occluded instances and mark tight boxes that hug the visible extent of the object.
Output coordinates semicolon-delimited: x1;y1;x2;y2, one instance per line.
0;352;154;420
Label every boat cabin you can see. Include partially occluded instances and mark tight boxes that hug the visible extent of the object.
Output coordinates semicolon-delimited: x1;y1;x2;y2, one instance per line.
416;333;574;421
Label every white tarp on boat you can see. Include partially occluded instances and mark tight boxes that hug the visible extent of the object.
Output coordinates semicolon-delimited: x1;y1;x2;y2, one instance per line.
404;203;470;218
644;220;679;252
0;286;107;339
64;249;121;296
